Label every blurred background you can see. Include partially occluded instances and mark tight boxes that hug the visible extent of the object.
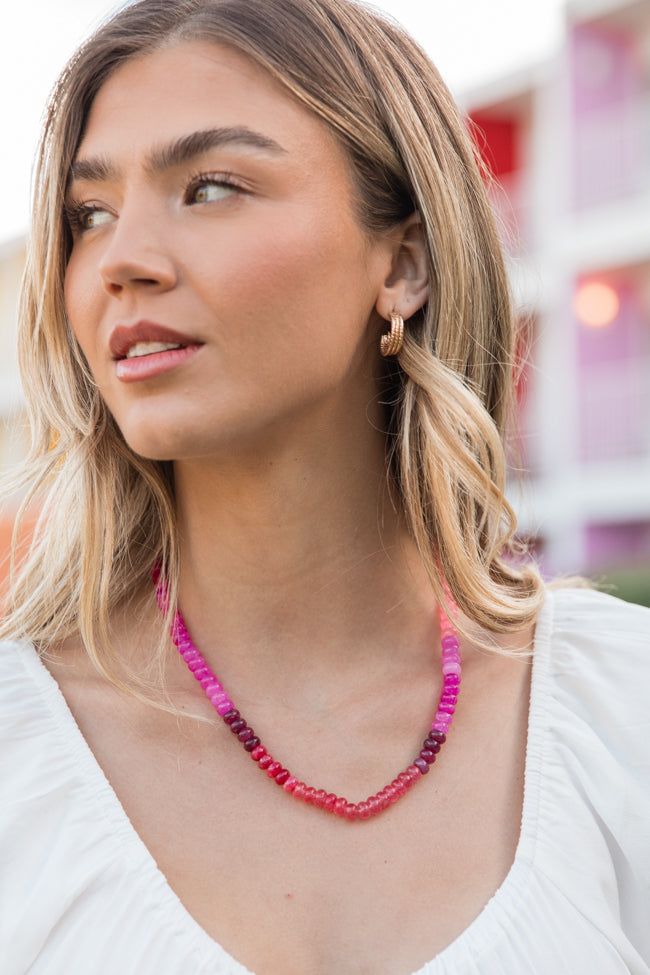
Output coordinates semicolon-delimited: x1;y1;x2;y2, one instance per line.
1;0;649;603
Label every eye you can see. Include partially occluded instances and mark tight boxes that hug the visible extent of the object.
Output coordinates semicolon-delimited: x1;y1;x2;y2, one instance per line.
65;202;115;235
185;173;242;206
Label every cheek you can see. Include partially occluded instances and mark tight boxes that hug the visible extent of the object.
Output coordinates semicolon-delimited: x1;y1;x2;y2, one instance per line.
63;254;102;363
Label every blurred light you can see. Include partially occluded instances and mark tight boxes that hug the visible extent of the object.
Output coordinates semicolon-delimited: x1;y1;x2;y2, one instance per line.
573;281;620;328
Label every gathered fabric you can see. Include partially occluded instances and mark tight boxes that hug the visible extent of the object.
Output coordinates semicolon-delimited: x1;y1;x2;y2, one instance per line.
1;587;649;975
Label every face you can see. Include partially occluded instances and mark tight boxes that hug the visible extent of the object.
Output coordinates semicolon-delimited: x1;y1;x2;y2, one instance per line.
64;41;395;462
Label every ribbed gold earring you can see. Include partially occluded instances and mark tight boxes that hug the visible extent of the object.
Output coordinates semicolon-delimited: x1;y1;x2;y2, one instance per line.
380;312;404;357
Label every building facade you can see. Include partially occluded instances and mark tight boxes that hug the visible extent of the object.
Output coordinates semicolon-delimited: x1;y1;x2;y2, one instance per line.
467;0;650;598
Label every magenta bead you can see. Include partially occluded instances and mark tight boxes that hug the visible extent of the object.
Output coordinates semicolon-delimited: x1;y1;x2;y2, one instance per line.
155;566;461;823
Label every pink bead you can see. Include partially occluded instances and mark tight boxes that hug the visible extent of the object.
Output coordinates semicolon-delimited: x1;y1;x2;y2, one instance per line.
407;764;422;780
442;661;462;677
216;701;233;716
283;776;298;793
357;802;371;820
438;702;455;715
313;789;327;808
334;797;348;816
441;635;459;650
367;796;382;816
293;782;307;800
202;679;219;692
324;793;337;812
344;803;358;821
303;787;316;804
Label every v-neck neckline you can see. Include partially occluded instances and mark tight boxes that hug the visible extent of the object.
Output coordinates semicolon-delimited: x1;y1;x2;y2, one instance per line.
17;589;553;974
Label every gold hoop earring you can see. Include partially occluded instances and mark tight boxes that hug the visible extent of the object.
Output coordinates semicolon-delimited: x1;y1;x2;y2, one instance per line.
380;312;404;357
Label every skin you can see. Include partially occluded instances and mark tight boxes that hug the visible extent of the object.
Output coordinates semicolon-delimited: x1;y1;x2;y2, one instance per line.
55;41;533;975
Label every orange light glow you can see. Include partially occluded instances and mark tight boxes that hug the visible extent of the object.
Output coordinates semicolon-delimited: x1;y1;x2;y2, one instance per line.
573;281;620;329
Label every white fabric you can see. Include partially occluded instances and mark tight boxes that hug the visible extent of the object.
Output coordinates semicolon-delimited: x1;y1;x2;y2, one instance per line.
1;588;649;974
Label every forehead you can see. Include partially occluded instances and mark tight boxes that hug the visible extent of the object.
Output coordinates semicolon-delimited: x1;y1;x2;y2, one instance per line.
76;40;344;170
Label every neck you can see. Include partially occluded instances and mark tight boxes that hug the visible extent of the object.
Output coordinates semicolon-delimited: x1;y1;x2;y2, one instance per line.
170;430;440;696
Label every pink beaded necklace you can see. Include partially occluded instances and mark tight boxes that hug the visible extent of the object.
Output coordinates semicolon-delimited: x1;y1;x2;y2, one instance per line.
153;566;461;821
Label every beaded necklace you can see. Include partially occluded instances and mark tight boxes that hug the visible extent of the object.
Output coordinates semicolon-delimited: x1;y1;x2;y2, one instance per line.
153;566;461;821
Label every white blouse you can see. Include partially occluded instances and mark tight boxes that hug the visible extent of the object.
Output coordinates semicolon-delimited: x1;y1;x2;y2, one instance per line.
1;587;649;974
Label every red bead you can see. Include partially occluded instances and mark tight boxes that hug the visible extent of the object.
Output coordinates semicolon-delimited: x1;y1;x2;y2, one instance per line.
414;758;430;774
251;745;266;761
334;797;348;816
313;789;327;807
428;730;447;743
258;754;273;770
275;768;290;785
230;718;246;734
244;736;261;752
420;749;437;764
223;710;239;725
424;738;441;753
324;793;338;812
407;765;421;780
344;803;358;821
237;727;254;742
367;796;382;816
357;801;371;820
266;762;282;778
293;782;307;800
283;776;298;793
377;790;391;809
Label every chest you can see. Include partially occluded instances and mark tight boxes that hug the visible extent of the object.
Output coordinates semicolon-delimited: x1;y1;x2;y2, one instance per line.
57;655;531;975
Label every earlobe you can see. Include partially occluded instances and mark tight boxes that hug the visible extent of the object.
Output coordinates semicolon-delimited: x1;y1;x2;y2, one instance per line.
376;212;429;322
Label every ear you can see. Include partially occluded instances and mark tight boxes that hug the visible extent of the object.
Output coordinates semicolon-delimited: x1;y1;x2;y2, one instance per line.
375;212;429;322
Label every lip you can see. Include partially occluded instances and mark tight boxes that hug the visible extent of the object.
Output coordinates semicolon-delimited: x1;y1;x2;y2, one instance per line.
109;320;202;359
109;320;204;383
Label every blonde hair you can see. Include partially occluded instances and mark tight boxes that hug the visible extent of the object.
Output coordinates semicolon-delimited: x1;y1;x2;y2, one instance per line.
1;0;543;682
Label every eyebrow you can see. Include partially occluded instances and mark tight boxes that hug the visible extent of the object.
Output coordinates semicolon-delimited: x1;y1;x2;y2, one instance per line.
68;125;286;185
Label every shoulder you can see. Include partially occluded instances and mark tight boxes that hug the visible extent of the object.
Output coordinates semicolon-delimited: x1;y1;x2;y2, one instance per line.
533;586;650;851
539;586;649;693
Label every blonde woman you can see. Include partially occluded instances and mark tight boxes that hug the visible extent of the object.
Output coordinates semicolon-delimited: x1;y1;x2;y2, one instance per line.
1;1;648;972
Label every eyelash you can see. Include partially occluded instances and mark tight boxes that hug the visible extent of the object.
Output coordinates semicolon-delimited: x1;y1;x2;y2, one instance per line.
64;171;246;235
184;170;245;204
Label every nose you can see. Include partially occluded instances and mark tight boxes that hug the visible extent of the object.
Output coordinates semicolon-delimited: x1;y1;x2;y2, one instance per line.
98;200;177;298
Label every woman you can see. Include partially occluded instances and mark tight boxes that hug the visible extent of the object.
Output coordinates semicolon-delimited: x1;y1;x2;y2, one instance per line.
1;0;648;972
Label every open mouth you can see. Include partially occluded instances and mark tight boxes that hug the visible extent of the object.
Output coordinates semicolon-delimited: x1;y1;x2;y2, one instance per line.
124;341;186;359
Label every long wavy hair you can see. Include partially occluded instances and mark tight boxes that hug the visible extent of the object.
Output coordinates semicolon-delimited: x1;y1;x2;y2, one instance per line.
1;0;543;688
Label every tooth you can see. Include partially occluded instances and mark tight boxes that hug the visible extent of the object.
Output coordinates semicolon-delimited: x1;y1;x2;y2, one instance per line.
125;341;182;359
